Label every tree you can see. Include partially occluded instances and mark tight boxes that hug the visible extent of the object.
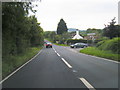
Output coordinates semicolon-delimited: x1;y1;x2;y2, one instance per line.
2;2;44;59
57;19;68;35
103;17;120;39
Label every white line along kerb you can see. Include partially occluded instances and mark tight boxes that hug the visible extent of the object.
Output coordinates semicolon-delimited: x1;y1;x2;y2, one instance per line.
57;53;60;56
79;78;96;90
0;50;43;84
61;58;72;68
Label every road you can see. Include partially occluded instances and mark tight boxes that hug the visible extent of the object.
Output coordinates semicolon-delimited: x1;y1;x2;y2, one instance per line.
1;45;119;89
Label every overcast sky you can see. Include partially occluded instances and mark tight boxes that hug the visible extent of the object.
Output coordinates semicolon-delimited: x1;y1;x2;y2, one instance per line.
32;0;119;31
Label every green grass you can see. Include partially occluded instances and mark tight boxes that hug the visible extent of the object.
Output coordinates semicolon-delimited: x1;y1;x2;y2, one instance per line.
2;47;42;79
96;37;120;54
80;47;120;62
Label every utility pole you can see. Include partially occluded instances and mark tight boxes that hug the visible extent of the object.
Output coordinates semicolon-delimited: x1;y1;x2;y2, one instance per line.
118;1;120;25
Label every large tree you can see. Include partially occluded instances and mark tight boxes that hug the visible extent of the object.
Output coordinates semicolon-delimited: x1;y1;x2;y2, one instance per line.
57;19;68;35
2;2;44;58
103;17;120;39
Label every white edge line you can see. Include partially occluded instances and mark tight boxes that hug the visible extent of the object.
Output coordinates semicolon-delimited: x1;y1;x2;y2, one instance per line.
0;49;43;84
67;47;119;64
68;48;119;64
57;53;60;57
61;58;72;68
79;53;119;64
79;78;96;90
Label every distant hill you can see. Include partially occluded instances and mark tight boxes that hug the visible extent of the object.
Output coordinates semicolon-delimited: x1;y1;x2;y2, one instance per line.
68;28;77;32
68;28;86;32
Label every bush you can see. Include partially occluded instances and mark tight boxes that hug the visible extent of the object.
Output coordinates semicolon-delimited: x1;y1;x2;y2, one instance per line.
2;47;42;78
96;37;120;54
67;39;101;45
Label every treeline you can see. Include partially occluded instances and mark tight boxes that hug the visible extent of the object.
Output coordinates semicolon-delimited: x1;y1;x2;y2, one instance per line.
2;2;44;61
103;18;120;39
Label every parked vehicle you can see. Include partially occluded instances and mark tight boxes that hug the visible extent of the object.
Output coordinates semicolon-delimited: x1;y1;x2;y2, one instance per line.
70;43;88;48
45;42;52;48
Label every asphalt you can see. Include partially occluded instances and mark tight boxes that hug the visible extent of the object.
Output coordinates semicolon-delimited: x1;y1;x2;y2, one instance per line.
2;45;119;89
54;45;119;88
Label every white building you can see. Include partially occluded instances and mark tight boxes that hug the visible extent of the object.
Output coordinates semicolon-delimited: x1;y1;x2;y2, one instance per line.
72;30;83;39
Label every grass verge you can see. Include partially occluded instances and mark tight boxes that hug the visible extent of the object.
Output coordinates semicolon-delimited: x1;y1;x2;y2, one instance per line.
2;46;42;79
80;47;120;62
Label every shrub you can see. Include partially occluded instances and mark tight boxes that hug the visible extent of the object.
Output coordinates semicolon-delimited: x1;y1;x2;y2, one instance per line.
67;39;101;45
96;37;120;54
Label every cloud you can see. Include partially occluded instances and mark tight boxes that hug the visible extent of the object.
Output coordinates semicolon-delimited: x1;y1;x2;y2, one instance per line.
34;0;118;31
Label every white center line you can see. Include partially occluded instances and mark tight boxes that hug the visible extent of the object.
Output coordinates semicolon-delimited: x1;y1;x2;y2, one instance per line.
53;48;55;51
61;58;72;68
53;48;57;53
57;53;60;57
79;78;96;90
55;50;57;53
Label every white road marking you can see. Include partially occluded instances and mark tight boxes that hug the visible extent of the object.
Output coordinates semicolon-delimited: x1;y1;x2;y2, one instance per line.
0;50;43;84
53;48;55;51
53;48;57;53
80;53;119;64
57;53;60;57
72;70;77;73
55;50;57;53
67;47;119;64
79;78;96;90
61;58;72;68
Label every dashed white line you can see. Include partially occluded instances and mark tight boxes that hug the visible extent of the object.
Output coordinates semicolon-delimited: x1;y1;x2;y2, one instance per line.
55;50;57;53
61;58;72;68
0;50;43;84
57;53;60;57
53;47;72;69
79;78;96;90
53;48;55;51
53;48;57;53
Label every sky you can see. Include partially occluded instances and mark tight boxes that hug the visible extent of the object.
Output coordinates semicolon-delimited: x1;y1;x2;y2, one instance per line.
32;0;119;31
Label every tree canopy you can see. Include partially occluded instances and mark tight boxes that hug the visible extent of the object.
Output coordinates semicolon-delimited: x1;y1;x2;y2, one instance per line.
57;19;68;35
103;18;120;39
2;2;44;60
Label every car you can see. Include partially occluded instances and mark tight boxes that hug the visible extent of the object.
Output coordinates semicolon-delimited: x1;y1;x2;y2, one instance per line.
45;42;52;48
70;43;88;48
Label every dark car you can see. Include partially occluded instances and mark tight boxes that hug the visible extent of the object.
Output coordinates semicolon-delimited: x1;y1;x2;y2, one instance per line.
70;43;88;48
45;42;52;48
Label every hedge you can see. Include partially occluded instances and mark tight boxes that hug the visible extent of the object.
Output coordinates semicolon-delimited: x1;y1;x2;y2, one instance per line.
66;39;101;45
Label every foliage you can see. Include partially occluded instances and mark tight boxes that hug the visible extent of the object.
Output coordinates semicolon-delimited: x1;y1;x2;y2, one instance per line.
2;2;44;78
57;19;68;35
86;28;102;34
2;2;44;57
96;37;120;54
44;31;71;44
103;18;120;39
80;47;119;61
67;39;101;45
44;31;57;42
2;47;42;78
